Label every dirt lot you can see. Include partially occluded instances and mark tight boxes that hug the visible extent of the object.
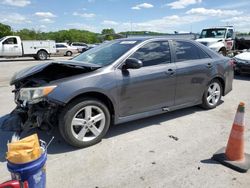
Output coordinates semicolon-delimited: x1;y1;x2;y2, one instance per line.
0;57;250;188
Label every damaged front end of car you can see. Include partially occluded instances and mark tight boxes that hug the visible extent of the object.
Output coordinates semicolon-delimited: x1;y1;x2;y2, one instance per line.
0;84;60;133
0;61;101;133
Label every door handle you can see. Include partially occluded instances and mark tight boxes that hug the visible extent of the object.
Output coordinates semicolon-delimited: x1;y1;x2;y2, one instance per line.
206;63;213;69
13;46;18;48
165;69;175;76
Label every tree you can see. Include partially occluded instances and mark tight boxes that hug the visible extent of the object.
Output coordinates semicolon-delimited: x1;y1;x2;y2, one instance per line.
101;28;115;35
0;23;12;38
104;35;114;41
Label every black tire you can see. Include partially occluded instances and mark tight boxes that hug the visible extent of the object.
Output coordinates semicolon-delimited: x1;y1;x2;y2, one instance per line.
201;79;222;109
36;50;48;60
59;98;111;148
66;51;73;56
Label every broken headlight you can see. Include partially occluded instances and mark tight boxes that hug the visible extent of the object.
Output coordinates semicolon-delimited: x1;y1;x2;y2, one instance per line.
19;85;57;104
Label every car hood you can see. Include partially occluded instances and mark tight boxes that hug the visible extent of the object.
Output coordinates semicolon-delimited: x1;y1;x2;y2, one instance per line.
10;60;101;85
234;52;250;61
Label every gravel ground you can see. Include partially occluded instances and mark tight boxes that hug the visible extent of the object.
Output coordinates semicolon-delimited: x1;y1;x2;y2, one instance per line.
0;57;250;188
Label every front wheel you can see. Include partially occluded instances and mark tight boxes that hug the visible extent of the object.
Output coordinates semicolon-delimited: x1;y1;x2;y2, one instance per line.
59;98;110;148
202;79;222;109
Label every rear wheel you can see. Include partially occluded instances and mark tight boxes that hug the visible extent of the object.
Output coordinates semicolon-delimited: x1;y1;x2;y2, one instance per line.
202;79;222;109
36;51;48;60
59;98;110;148
66;51;73;56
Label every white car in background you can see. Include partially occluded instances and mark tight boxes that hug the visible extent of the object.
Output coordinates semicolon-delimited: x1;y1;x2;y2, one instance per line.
56;43;78;56
70;42;89;53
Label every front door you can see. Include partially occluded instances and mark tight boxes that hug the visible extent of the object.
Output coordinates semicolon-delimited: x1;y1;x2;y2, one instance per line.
2;37;21;56
116;40;176;117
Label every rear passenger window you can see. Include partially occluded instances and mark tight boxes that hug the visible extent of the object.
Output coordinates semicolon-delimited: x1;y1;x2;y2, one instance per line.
130;41;171;67
174;41;209;62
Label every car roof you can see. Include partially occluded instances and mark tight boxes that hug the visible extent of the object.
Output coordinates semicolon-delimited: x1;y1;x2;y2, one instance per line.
116;37;194;42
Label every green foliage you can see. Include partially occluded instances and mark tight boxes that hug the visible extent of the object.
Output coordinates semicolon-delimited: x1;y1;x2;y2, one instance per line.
101;28;115;35
0;22;101;43
0;23;12;38
104;35;114;41
15;29;101;43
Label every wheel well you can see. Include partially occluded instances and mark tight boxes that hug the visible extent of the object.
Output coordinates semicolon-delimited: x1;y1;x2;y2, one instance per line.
213;77;225;95
37;49;48;54
67;92;115;116
219;47;226;52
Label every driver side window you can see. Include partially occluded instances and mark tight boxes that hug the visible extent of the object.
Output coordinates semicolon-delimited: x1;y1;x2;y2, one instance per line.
130;41;171;67
3;38;17;45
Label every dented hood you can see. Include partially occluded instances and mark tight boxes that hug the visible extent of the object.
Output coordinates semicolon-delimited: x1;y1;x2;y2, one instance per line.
10;60;101;85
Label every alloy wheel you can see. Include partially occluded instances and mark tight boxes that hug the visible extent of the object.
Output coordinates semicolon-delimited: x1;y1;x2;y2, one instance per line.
71;105;106;142
206;82;221;106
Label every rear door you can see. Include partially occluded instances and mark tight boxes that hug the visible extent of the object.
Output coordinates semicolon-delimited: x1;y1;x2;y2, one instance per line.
172;40;213;106
116;40;176;117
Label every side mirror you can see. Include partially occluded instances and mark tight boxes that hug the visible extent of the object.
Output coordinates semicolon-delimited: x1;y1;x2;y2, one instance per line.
123;58;143;69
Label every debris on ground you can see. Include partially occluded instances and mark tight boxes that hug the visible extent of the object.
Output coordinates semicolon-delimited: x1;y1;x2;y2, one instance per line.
169;135;179;141
151;162;156;165
140;176;145;181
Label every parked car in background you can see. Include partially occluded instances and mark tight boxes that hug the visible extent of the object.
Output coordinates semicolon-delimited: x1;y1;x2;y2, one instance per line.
0;36;56;60
0;38;234;148
56;43;78;56
233;51;250;75
70;42;89;53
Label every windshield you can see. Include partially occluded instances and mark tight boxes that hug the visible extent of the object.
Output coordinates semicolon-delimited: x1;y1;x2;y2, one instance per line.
72;40;140;66
200;29;226;39
0;37;6;42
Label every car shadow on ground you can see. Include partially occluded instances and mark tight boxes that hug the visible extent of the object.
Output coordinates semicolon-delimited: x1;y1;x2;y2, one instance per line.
0;104;220;160
234;74;250;81
106;106;203;139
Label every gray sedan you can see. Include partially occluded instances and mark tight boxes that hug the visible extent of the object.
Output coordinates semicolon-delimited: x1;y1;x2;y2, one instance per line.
0;38;234;148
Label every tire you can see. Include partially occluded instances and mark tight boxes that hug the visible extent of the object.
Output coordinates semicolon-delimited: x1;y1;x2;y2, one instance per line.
59;98;111;148
66;51;73;56
219;48;227;56
201;79;222;109
36;51;48;60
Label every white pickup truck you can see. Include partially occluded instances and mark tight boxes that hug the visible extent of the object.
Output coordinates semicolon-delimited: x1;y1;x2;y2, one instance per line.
196;26;250;56
0;36;56;60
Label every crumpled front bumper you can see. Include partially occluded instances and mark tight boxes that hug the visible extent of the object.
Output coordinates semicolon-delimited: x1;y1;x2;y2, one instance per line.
0;102;60;132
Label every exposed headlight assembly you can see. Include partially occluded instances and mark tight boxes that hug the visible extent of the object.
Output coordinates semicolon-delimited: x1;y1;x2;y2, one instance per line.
19;85;57;104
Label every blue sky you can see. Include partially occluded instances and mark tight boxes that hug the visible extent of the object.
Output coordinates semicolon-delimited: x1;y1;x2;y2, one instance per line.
0;0;249;33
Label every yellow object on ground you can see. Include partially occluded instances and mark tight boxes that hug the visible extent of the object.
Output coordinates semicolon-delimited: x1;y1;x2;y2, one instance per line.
6;134;42;164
